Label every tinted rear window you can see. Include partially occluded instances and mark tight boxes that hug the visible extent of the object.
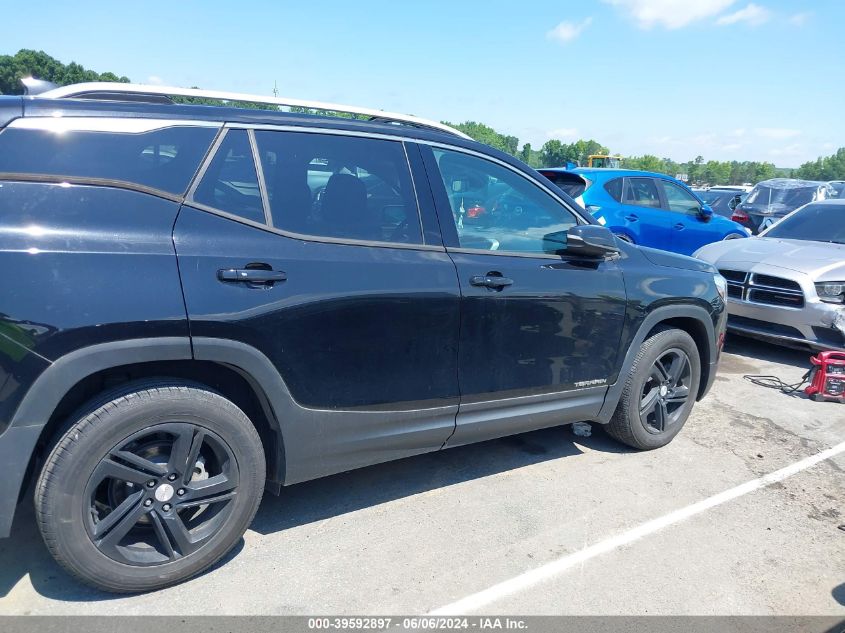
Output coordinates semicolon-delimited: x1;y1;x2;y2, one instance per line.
0;123;218;195
538;171;587;198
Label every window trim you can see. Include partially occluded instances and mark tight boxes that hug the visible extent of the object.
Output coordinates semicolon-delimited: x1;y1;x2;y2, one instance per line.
248;128;273;226
623;176;663;210
604;177;623;203
1;118;223;198
657;178;703;215
422;143;588;259
185;124;439;252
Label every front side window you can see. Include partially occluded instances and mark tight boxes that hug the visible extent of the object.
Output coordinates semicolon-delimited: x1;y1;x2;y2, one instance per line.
193;130;265;224
623;178;661;208
661;180;702;214
434;148;578;254
254;131;422;244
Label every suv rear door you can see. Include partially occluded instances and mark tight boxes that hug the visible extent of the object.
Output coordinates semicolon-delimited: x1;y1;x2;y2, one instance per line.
173;127;461;483
620;177;672;248
419;145;627;447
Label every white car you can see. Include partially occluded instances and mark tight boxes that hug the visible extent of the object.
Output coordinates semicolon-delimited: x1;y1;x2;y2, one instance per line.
695;200;845;350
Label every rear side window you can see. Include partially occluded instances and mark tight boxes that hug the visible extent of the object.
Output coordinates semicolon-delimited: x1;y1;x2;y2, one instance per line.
192;130;266;224
254;131;422;244
0;122;218;195
604;178;623;202
624;177;661;208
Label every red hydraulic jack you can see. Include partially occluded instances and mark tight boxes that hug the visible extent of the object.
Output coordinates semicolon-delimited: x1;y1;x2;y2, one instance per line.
805;351;845;403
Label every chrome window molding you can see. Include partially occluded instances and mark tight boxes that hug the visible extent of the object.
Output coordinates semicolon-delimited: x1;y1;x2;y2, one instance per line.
247;128;273;226
0;172;183;203
8;117;221;134
187;124;437;251
224;123;590;226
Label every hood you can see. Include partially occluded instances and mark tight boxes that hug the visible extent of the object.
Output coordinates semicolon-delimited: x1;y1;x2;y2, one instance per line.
695;237;845;278
637;245;717;273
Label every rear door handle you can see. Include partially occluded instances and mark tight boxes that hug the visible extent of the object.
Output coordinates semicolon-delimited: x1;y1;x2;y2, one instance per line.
624;214;639;222
470;274;513;289
218;268;287;283
673;223;685;230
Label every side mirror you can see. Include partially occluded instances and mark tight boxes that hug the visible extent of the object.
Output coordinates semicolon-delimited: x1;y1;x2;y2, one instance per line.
697;204;714;222
556;225;620;258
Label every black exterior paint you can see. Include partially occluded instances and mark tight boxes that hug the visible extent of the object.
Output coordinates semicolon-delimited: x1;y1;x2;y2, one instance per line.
174;206;462;411
0;95;726;537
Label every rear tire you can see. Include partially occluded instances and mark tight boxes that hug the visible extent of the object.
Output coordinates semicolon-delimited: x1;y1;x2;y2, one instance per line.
606;328;700;450
35;383;265;593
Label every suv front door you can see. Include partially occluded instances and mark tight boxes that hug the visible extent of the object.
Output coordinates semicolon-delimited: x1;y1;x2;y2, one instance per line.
420;145;627;446
174;128;461;483
659;179;712;255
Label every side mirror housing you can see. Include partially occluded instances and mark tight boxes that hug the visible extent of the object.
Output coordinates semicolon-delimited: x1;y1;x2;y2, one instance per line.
697;204;714;222
558;225;620;258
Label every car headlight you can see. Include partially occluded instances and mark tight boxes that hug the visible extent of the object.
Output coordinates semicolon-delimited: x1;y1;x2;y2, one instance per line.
815;282;845;304
715;274;728;301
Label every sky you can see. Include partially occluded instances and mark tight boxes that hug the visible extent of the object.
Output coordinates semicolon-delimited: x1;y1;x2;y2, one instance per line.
4;0;843;167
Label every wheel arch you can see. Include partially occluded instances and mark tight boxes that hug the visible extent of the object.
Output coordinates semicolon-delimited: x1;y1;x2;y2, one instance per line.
596;305;717;423
5;338;289;538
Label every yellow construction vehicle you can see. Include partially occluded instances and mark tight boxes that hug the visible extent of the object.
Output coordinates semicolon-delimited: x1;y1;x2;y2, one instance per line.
587;154;623;168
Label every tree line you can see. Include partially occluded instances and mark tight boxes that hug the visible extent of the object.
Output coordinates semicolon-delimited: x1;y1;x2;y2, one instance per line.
2;49;842;184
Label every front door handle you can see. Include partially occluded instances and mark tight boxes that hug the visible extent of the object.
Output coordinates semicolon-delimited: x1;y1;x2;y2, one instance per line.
470;274;513;289
624;214;639;222
673;223;685;230
218;268;287;283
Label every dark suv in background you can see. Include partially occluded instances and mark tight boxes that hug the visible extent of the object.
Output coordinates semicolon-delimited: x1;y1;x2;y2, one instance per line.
0;82;727;592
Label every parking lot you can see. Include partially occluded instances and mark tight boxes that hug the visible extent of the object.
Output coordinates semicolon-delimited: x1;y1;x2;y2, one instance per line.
0;335;842;616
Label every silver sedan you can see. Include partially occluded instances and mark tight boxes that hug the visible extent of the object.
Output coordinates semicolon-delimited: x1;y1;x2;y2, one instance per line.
694;200;845;351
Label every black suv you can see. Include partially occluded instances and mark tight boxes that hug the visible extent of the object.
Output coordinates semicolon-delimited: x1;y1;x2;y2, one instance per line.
0;82;727;592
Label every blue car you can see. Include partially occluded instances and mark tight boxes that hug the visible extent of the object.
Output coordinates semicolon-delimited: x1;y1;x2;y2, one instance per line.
539;168;749;255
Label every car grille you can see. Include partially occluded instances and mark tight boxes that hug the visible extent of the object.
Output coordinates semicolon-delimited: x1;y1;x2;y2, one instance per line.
728;315;805;339
718;269;805;308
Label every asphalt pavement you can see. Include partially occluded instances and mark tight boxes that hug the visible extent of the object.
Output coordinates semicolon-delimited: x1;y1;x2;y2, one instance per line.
1;335;842;615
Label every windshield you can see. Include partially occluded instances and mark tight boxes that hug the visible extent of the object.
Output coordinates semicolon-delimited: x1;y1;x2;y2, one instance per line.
745;184;818;209
696;190;726;204
764;203;845;244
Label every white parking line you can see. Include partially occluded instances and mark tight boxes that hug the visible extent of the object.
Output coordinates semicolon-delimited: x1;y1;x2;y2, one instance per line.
430;440;845;615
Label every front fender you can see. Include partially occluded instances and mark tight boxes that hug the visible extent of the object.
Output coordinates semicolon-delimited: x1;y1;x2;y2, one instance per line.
595;304;720;424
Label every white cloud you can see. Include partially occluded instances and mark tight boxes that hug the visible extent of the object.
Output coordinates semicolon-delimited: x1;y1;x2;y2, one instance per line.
547;17;593;43
788;11;812;26
721;143;743;151
755;127;801;140
690;133;717;146
769;143;802;157
147;75;165;85
716;3;771;26
548;127;580;140
603;0;735;29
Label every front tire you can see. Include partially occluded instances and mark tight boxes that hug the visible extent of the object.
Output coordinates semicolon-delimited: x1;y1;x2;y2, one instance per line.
35;383;265;593
606;328;701;450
